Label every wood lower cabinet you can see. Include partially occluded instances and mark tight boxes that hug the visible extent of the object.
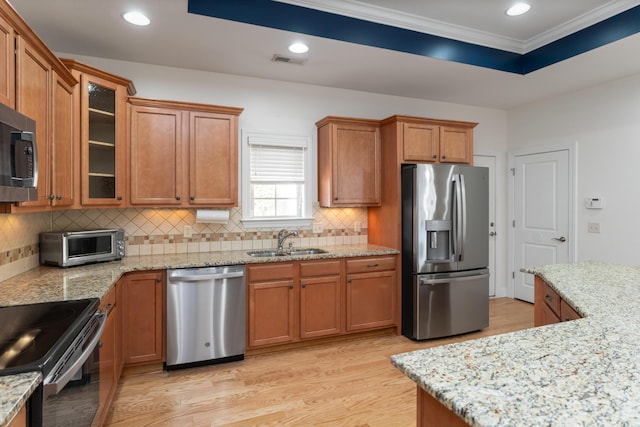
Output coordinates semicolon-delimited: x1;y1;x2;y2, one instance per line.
128;97;242;207
121;270;165;365
248;257;396;349
533;275;582;326
248;263;296;348
346;256;396;331
7;405;26;427
299;260;342;339
316;116;381;207
96;285;120;426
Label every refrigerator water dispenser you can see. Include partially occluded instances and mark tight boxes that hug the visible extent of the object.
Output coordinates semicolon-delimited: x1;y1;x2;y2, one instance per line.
425;220;451;262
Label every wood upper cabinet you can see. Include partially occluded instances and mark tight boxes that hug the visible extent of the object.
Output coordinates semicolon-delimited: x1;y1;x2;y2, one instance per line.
61;59;135;207
382;115;477;165
0;5;77;212
128;98;242;207
533;275;582;326
121;270;165;365
0;13;14;108
317;116;381;207
345;256;397;332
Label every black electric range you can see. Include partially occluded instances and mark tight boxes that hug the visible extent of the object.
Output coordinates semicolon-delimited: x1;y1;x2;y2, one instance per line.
0;298;102;427
0;298;99;377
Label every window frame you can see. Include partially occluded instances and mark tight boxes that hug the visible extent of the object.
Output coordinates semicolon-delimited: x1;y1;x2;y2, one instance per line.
241;130;313;228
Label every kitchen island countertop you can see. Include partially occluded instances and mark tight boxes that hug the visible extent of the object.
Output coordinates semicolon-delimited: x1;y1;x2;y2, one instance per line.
0;243;398;426
391;261;640;426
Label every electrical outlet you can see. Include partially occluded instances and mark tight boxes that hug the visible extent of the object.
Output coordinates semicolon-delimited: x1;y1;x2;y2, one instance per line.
184;225;193;238
587;222;600;233
312;223;323;233
354;221;361;232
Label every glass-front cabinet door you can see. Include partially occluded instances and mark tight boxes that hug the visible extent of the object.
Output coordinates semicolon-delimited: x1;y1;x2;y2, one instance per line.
82;74;126;206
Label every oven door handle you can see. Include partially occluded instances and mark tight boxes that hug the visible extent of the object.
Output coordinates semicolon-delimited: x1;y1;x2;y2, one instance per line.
44;310;107;397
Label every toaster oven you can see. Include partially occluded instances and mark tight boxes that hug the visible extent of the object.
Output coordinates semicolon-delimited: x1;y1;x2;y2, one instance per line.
40;229;125;267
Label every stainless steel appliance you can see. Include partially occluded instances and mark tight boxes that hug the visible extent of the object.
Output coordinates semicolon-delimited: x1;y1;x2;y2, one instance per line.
402;163;489;340
166;265;246;369
40;229;125;267
0;298;106;426
0;102;38;202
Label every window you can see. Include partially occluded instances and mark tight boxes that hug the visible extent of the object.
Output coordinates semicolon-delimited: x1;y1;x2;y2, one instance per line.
242;131;313;227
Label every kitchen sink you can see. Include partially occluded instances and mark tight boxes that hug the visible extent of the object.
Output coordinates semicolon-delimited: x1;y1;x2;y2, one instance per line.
246;248;328;257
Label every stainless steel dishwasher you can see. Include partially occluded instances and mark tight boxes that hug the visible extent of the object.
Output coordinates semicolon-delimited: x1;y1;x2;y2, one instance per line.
166;265;245;369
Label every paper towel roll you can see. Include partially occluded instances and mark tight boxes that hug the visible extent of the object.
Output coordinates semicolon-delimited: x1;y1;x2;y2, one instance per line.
195;209;229;224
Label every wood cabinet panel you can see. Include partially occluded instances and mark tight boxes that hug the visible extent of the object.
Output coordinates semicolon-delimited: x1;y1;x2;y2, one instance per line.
189;111;238;205
97;287;117;427
402;122;439;163
439;126;473;164
346;269;396;331
0;13;14;108
15;36;50;208
346;256;397;274
7;405;26;427
129;105;184;205
317;116;381;207
534;275;581;327
128;98;242;207
50;71;75;207
122;271;165;365
248;278;297;347
300;269;341;339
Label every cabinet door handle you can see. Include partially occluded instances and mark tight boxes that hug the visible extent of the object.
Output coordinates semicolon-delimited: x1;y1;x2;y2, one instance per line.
117;196;123;201
176;196;181;201
301;283;306;288
49;194;55;201
347;279;352;283
545;295;553;303
432;154;437;159
334;197;338;201
190;196;195;201
441;155;446;160
56;195;62;200
367;263;379;268
289;284;294;289
156;277;162;283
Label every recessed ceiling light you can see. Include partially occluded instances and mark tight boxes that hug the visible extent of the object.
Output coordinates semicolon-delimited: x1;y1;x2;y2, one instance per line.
506;3;531;16
123;11;150;26
288;42;309;54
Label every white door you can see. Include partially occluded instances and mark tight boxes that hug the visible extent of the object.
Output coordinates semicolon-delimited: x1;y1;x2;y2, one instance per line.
513;150;570;302
474;155;496;297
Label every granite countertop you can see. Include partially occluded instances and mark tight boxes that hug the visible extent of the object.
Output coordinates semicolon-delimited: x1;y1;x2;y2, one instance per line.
0;243;398;425
0;373;41;427
391;261;640;426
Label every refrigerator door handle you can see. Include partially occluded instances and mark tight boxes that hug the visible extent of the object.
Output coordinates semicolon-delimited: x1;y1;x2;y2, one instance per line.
452;174;466;261
419;273;489;285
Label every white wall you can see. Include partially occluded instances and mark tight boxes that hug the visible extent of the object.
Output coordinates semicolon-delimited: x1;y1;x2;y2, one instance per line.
508;72;640;266
57;53;510;295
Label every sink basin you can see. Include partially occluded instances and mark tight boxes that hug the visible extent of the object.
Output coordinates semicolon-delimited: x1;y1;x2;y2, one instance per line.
288;248;328;255
246;248;328;257
246;250;288;257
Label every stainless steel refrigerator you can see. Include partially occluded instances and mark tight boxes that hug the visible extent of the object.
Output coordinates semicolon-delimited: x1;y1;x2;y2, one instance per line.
401;163;489;340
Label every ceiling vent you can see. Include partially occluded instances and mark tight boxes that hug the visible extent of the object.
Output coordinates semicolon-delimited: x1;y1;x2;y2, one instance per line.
271;54;307;65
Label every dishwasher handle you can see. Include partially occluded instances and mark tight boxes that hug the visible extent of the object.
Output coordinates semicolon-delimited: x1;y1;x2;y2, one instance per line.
168;270;245;282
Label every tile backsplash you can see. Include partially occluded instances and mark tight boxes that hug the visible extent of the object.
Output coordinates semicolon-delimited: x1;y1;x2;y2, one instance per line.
0;205;367;282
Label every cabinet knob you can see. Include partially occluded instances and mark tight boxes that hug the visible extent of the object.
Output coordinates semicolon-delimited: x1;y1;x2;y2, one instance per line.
289;284;294;289
441;155;446;160
49;194;55;201
156;277;162;283
347;279;352;283
544;295;553;303
432;154;437;159
334;197;338;201
301;283;306;288
117;196;123;201
176;196;181;201
56;195;62;200
190;196;195;201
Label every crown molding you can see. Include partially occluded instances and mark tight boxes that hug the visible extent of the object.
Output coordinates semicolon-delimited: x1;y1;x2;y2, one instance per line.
276;0;640;54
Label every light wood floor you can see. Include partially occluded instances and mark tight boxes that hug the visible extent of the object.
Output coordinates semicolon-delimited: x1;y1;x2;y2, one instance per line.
105;298;533;427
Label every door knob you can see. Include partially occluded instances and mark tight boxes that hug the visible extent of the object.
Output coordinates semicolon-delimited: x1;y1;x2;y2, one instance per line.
552;237;566;242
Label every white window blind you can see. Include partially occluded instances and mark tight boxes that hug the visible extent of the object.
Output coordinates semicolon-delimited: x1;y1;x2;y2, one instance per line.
250;144;305;182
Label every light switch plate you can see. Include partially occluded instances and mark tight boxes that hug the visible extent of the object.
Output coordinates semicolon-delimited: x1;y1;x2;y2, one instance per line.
184;225;193;238
587;223;600;233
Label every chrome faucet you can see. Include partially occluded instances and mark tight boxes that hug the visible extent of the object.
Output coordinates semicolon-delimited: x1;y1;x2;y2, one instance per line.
277;229;298;252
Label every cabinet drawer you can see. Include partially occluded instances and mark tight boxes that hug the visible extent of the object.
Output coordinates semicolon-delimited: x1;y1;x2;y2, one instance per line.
560;299;581;321
541;282;561;317
346;256;396;274
248;263;295;282
300;260;341;277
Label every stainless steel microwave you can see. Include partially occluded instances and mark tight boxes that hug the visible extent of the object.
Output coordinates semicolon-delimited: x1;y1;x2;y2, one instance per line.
0;102;38;202
40;229;125;267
